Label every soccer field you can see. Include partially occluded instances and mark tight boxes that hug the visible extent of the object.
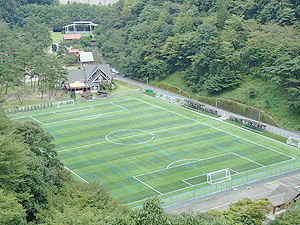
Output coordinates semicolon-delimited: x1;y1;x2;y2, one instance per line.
11;94;300;207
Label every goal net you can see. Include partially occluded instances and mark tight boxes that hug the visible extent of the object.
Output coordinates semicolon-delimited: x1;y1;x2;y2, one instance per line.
155;92;185;106
286;136;300;148
207;168;231;185
57;99;74;108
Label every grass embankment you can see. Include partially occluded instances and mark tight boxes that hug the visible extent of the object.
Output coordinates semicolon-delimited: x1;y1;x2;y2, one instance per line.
159;73;300;131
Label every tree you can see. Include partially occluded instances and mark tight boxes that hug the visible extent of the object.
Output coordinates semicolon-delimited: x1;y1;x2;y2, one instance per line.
35;181;129;224
13;85;33;106
128;196;170;224
0;189;26;225
223;198;270;225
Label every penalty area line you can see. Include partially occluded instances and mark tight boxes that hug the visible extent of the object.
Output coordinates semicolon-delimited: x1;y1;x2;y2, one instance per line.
133;176;162;195
64;166;89;183
30;116;44;125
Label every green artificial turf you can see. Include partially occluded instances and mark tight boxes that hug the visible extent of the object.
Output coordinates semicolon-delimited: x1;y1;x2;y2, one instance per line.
10;94;300;208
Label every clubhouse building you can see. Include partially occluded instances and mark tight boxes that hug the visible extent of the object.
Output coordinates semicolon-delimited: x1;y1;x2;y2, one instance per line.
63;64;112;93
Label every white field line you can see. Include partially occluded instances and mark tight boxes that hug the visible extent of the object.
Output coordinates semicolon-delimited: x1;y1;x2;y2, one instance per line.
133;176;162;195
58;131;153;152
110;102;129;110
229;168;239;174
135;153;233;178
10;99;132;120
30;116;44;125
57;122;199;153
231;152;265;167
183;174;206;182
52;112;58;115
167;159;195;169
89;105;95;109
64;166;89;183
45;109;126;125
182;179;193;186
134;97;295;162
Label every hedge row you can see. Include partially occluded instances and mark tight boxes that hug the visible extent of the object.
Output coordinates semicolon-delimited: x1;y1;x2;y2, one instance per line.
149;81;190;98
195;94;279;127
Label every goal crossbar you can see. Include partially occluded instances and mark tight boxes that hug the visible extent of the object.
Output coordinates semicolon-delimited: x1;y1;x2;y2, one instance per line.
57;99;74;108
155;92;185;106
207;168;231;185
286;136;300;148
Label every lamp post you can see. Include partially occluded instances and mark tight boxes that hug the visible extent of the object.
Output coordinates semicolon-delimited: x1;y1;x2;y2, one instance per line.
146;77;148;89
216;98;220;108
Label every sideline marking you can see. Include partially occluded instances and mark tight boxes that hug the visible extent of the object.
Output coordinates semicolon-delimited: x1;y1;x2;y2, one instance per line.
30;116;44;125
64;166;89;183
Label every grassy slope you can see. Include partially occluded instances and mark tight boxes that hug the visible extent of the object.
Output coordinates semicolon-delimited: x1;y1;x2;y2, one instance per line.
160;74;300;131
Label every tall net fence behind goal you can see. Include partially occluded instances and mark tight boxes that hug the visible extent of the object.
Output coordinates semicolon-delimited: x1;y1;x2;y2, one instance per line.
286;137;300;148
57;99;74;108
207;169;231;185
155;92;185;106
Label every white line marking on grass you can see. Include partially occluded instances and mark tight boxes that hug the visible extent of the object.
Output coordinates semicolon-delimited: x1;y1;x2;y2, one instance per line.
110;102;129;110
231;152;265;167
134;97;295;166
64;166;89;183
52;112;58;115
30;116;44;125
89;106;95;109
228;168;239;174
133;176;162;195
167;159;196;169
45;109;126;125
57;139;108;152
182;179;193;186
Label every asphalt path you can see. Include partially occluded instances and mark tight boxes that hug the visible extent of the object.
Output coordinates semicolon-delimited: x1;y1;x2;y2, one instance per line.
115;75;300;213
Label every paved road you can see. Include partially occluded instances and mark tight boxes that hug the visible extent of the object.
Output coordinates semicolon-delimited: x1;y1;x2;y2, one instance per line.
115;75;300;139
115;75;300;212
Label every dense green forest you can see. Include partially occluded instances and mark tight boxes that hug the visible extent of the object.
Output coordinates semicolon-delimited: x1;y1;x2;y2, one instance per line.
3;0;300;130
2;0;300;224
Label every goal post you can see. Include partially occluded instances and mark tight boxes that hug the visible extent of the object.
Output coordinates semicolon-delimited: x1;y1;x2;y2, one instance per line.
286;136;300;148
57;99;74;108
207;168;231;185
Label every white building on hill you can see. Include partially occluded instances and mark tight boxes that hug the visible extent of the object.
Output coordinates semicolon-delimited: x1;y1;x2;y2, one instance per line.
59;0;119;5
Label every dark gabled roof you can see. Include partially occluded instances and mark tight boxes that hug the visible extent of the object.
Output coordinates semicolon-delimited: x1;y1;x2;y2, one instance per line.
67;70;85;83
66;64;112;88
268;185;299;207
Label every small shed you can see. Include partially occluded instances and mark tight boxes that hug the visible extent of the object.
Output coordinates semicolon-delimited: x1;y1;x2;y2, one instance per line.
268;185;300;213
80;91;93;101
80;52;94;68
97;91;107;99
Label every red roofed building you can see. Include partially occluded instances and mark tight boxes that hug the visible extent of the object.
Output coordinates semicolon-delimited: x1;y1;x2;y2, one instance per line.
64;34;81;40
68;49;85;56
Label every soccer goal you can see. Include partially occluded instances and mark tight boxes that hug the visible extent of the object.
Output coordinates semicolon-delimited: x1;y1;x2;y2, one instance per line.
155;92;185;106
57;99;74;108
207;168;231;185
286;136;300;148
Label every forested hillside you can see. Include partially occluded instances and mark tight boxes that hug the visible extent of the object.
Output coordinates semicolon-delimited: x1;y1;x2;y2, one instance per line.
4;0;299;130
2;0;300;224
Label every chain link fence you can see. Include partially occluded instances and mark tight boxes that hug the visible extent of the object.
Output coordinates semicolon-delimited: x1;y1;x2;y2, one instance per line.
160;161;300;208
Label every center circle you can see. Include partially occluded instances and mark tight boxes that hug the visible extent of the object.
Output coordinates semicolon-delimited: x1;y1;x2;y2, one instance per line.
105;129;154;145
